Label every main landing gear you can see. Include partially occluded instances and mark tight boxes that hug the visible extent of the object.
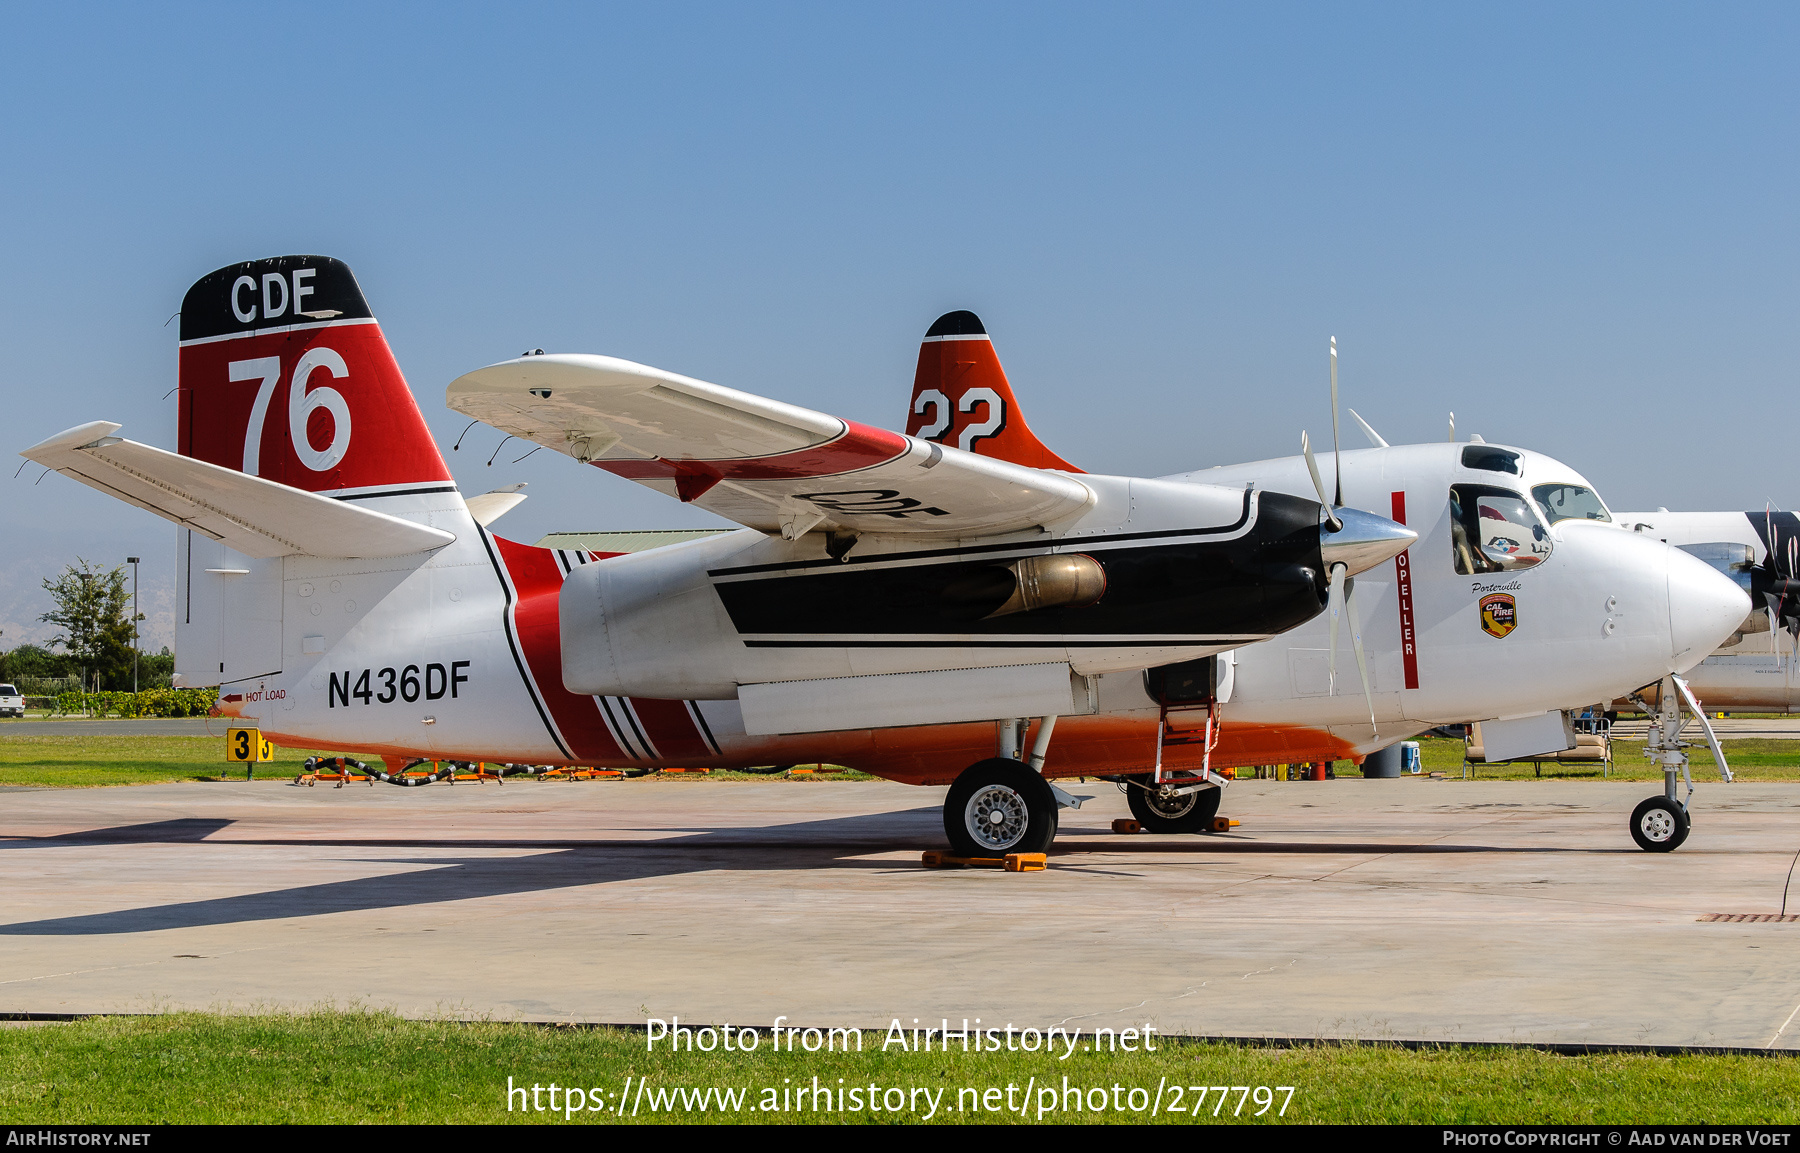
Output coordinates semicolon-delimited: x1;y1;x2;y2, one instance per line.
1628;673;1730;853
942;716;1086;858
944;758;1059;857
1125;775;1223;834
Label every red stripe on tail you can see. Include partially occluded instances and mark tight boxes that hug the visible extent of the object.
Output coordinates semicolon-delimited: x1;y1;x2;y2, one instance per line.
905;310;1082;473
177;257;451;493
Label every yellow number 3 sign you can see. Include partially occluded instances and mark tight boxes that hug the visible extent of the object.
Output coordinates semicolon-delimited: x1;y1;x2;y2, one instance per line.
226;728;275;763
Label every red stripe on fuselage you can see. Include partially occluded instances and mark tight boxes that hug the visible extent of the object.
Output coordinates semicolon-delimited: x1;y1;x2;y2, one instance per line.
627;697;713;759
594;421;909;482
491;535;627;764
1392;490;1420;690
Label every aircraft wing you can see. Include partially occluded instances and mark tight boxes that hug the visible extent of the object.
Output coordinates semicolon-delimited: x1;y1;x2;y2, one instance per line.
447;354;1094;536
21;421;455;559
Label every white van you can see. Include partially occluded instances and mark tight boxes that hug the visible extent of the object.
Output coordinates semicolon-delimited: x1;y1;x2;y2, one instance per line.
0;684;22;718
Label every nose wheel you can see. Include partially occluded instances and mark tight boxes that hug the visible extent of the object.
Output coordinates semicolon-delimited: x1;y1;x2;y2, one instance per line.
943;758;1058;858
1630;795;1690;852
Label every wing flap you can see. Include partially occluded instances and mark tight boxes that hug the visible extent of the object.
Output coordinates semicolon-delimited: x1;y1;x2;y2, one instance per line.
447;354;1093;535
22;423;455;558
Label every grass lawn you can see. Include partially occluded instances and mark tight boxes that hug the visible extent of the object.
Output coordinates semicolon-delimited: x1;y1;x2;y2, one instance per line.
0;733;872;787
1411;736;1800;781
3;731;1800;787
0;1011;1792;1125
0;734;338;787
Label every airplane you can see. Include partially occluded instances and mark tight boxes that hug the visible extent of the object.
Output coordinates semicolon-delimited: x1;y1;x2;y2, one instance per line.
1595;507;1800;711
20;257;1745;858
22;255;1414;862
889;316;1750;852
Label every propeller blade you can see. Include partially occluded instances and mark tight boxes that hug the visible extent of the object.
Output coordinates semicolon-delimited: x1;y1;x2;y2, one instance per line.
1330;337;1342;508
1348;407;1388;448
1301;432;1343;532
1345;574;1378;737
1327;561;1345;696
1448;411;1456;443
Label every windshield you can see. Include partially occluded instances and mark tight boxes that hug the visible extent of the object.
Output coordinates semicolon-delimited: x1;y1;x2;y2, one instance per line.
0;685;16;696
1451;484;1553;574
1532;483;1612;525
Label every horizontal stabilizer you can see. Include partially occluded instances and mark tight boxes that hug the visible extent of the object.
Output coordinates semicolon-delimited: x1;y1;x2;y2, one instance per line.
21;422;455;559
465;483;528;527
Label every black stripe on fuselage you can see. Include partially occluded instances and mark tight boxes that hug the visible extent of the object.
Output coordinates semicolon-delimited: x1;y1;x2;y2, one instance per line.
706;488;1258;578
687;701;722;756
326;484;461;501
711;492;1324;643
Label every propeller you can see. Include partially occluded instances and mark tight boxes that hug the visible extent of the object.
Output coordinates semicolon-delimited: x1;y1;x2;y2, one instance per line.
1302;337;1381;737
1330;336;1342;507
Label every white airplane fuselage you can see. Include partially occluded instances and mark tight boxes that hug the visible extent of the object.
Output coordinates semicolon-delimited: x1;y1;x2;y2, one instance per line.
202;440;1744;781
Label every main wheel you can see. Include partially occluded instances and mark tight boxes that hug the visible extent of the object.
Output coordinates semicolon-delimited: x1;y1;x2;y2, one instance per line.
1630;795;1690;852
1126;777;1223;834
943;758;1058;858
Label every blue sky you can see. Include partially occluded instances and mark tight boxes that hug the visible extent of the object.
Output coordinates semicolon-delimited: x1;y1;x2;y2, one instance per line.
3;3;1797;647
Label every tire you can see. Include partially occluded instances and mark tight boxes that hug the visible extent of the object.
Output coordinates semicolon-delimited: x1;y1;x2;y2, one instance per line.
1630;795;1690;852
943;758;1058;857
1126;776;1223;834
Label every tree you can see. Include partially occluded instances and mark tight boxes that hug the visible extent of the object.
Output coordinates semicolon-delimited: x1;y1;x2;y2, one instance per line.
40;560;135;691
0;644;73;684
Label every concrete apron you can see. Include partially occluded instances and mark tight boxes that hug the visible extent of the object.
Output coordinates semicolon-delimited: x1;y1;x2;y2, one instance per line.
1;777;1797;1051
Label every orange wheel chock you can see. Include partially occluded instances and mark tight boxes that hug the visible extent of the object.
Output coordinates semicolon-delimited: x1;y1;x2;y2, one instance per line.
1111;818;1142;835
920;851;1047;872
1210;817;1241;832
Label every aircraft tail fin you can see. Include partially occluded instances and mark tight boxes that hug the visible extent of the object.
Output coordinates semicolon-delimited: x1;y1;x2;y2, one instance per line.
177;256;453;495
904;310;1083;473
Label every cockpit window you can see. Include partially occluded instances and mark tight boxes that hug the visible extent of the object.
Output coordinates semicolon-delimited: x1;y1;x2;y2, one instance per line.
1461;446;1521;475
1531;483;1611;525
1450;484;1553;574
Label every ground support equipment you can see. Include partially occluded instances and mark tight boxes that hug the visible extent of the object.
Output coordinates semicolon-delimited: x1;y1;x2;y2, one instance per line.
1111;816;1239;835
294;756;376;787
920;851;1046;872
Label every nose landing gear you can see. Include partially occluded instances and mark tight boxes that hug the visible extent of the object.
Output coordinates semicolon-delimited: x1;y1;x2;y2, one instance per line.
1628;673;1730;852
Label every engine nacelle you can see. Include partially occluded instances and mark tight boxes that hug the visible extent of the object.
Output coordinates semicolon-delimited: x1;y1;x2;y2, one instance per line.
559;483;1366;702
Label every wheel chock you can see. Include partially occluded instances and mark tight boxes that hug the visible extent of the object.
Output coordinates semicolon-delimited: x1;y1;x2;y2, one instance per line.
1112;818;1142;834
920;851;1047;871
1210;817;1241;832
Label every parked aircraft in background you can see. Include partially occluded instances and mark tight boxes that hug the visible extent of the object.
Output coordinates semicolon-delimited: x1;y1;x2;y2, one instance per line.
1601;508;1800;711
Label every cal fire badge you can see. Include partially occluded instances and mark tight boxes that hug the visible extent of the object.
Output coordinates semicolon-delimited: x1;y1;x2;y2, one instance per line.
1480;592;1517;638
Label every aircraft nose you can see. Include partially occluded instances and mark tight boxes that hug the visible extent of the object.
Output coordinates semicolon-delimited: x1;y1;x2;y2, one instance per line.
1319;507;1419;577
1666;546;1752;667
